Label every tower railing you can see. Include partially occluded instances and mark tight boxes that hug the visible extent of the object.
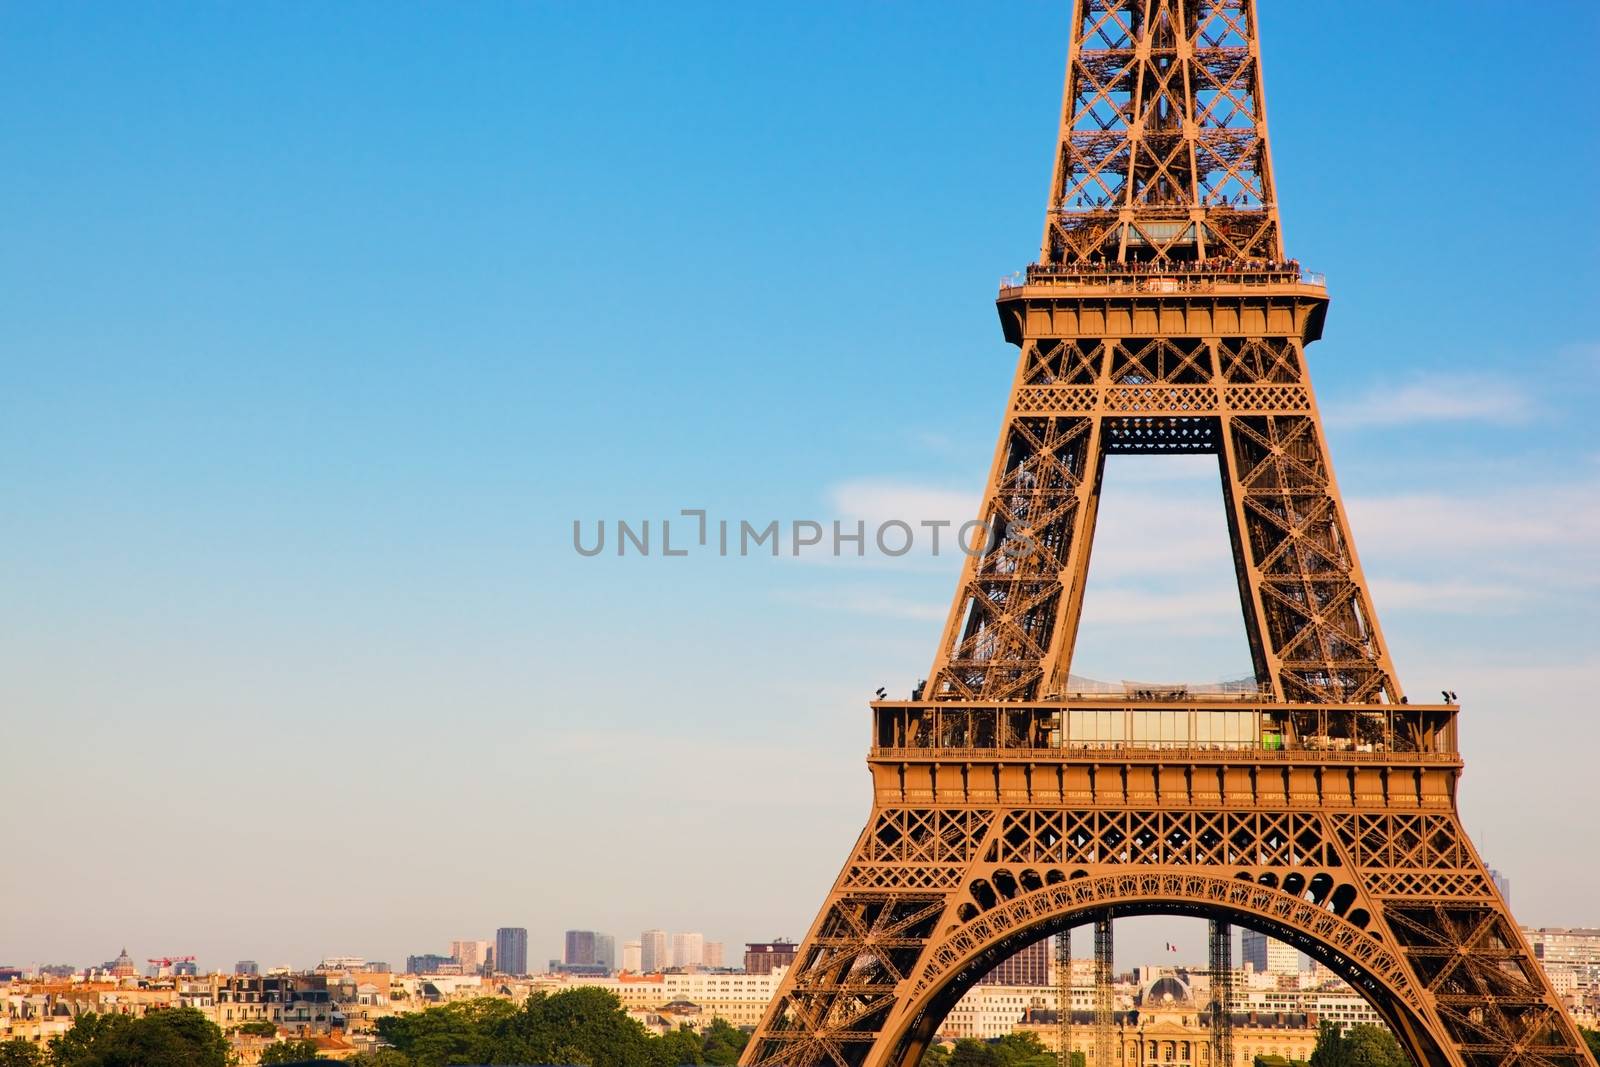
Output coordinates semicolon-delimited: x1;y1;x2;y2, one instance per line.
869;700;1458;761
999;262;1326;297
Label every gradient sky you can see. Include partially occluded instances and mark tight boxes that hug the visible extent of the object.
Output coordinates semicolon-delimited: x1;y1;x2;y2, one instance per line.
3;2;1598;975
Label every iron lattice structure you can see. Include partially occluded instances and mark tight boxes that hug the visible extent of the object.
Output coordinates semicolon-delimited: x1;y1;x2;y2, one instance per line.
741;3;1594;1067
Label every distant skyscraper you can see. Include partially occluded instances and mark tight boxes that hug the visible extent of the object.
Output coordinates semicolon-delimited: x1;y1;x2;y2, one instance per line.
640;929;669;973
450;940;491;974
565;930;598;966
1490;868;1512;904
703;941;724;969
235;960;259;976
978;939;1050;985
672;932;705;969
1240;929;1300;976
595;934;616;971
496;927;529;976
622;940;643;973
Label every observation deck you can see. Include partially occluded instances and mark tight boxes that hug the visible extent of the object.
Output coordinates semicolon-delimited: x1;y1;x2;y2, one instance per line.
865;698;1461;810
997;261;1327;300
993;260;1331;347
869;698;1459;766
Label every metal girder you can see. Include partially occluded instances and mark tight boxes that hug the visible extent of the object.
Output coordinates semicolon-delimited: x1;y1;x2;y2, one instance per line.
738;2;1594;1066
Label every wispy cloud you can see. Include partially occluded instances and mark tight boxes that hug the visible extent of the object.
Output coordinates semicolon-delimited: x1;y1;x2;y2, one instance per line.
827;479;978;530
1368;578;1529;612
1075;586;1240;632
774;586;947;622
1348;485;1600;556
1324;373;1535;428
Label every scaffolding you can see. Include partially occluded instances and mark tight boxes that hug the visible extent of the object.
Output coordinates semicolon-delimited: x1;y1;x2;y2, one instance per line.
1094;916;1113;1067
1209;920;1235;1067
1056;930;1073;1067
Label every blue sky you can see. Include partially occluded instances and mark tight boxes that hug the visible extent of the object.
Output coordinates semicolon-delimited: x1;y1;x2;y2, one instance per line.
2;2;1598;974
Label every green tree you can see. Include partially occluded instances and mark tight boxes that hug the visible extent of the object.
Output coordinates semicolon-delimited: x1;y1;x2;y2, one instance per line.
652;1026;705;1066
46;1013;131;1066
260;1038;321;1064
375;998;516;1067
1309;1022;1407;1067
919;1044;953;1067
992;1032;1056;1067
233;1020;278;1038
949;1038;1001;1067
345;1052;413;1067
1582;1028;1600;1063
701;1018;748;1066
0;1039;45;1067
497;987;655;1067
48;1007;229;1067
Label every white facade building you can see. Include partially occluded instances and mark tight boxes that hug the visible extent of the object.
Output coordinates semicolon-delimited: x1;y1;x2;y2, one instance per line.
621;940;643;974
540;968;789;1029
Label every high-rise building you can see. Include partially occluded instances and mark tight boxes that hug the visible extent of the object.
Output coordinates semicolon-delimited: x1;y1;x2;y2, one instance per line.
703;941;725;969
496;928;529;976
1490;868;1512;904
1241;929;1301;976
672;932;705;970
450;940;491;974
978;939;1050;986
640;930;669;973
565;930;598;966
745;940;799;975
622;940;643;973
235;961;260;976
596;934;616;971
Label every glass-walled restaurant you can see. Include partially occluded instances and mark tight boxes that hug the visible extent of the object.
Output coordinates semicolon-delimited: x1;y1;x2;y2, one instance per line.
873;703;1455;757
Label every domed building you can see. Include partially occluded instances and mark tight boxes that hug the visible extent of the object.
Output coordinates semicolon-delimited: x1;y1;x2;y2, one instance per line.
1018;968;1324;1067
108;948;138;979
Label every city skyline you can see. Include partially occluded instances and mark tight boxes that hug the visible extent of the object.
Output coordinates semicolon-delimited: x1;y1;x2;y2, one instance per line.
3;0;1598;976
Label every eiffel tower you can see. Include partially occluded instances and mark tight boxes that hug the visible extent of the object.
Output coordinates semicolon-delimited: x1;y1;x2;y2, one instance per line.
742;3;1595;1067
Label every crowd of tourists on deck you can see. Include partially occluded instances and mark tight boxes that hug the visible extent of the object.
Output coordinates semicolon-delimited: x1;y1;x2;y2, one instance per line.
1031;255;1304;278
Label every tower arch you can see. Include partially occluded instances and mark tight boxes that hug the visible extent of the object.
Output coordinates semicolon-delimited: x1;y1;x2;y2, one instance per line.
880;873;1448;1067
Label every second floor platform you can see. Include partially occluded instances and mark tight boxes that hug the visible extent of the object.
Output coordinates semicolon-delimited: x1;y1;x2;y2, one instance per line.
869;699;1458;767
